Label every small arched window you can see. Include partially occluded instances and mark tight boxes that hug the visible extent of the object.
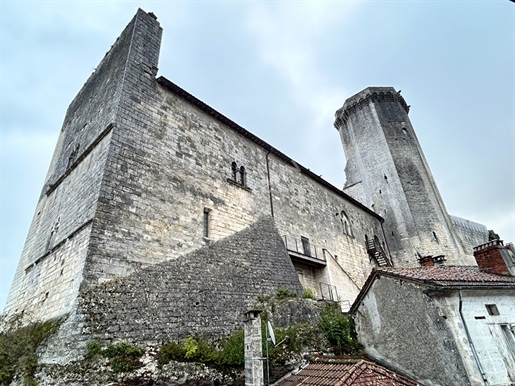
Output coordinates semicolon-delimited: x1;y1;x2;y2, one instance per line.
231;162;238;181
341;210;352;236
239;166;246;186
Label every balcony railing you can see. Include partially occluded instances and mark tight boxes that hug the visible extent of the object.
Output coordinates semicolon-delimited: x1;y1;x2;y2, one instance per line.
283;235;326;264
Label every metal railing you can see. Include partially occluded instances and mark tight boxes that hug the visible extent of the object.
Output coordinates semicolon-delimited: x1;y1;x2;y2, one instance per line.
319;283;338;301
474;239;504;252
283;235;326;262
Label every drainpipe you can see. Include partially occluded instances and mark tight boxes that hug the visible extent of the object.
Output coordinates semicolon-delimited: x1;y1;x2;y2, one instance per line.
458;290;489;385
265;151;274;218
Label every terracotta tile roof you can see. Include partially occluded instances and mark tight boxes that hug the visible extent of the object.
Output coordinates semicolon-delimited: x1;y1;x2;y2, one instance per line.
277;358;423;386
349;266;515;315
375;266;515;287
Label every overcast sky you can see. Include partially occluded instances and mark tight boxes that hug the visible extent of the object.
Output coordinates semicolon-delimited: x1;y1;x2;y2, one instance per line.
1;1;514;311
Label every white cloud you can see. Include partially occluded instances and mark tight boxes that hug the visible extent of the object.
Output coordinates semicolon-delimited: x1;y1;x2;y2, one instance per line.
244;2;358;186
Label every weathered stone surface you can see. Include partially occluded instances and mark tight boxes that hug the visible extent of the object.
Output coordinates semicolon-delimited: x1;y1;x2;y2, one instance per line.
335;88;476;267
353;275;470;386
5;8;384;329
80;216;302;345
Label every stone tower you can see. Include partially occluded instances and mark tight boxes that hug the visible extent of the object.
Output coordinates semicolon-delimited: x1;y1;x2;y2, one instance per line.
3;9;163;320
334;87;474;267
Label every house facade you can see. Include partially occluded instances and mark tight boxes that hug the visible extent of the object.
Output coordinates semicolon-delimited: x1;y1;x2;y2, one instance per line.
350;242;515;386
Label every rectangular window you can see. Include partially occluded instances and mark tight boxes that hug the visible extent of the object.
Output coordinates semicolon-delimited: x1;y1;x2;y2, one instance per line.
301;236;312;257
203;209;210;238
486;304;500;315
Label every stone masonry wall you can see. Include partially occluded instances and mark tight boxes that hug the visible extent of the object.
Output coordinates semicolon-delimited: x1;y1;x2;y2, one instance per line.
4;10;159;320
82;34;384;298
4;133;112;319
336;88;471;267
353;276;470;386
79;216;302;344
6;9;383;329
439;290;515;385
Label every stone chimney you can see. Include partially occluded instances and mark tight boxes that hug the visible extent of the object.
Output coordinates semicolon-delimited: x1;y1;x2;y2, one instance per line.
473;240;515;276
244;310;263;386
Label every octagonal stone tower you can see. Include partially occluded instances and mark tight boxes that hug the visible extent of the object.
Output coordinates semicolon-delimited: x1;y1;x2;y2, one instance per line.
334;87;474;267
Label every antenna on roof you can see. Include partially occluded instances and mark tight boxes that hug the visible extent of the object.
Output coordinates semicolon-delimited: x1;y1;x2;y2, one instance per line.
267;321;276;346
265;319;289;386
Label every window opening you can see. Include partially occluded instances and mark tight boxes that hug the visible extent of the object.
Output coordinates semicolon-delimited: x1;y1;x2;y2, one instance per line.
301;236;312;257
46;217;60;252
67;143;80;169
486;304;500;316
203;209;211;238
340;210;352;236
239;166;246;186
231;162;237;181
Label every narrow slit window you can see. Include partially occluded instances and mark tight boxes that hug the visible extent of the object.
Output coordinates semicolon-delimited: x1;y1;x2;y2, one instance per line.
203;209;210;238
231;162;237;181
239;166;246;186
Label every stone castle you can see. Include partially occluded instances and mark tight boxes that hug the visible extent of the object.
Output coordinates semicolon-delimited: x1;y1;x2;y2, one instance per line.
3;9;493;363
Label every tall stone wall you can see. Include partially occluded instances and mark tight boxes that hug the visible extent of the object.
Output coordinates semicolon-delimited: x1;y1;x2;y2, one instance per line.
5;8;384;331
4;10;163;320
4;133;112;319
82;61;385;293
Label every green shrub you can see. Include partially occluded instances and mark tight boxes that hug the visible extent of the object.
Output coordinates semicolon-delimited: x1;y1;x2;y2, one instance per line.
158;330;245;367
319;304;361;355
158;341;185;366
302;288;316;300
85;340;102;360
103;342;145;373
182;335;198;360
84;341;145;373
0;318;61;385
276;288;296;300
218;329;244;366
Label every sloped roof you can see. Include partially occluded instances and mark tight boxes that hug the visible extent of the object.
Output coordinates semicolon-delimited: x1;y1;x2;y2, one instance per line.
374;266;515;286
350;266;515;314
277;358;423;386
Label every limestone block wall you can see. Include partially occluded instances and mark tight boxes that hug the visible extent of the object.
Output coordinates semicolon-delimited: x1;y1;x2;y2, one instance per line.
5;8;385;326
83;68;384;297
43;9;157;190
79;217;302;344
4;133;112;319
4;9;161;320
353;276;470;386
